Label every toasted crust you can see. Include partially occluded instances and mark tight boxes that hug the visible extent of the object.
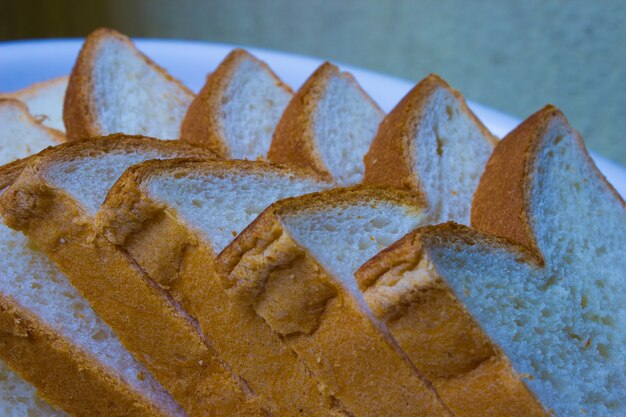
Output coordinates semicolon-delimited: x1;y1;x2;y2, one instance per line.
268;62;383;181
180;49;293;156
0;98;65;143
0;136;269;417
356;223;547;417
363;74;497;197
97;159;349;417
471;105;625;252
0;295;178;417
217;187;452;417
64;28;194;141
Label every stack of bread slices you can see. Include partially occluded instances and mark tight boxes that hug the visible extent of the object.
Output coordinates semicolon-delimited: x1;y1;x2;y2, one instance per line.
0;28;622;417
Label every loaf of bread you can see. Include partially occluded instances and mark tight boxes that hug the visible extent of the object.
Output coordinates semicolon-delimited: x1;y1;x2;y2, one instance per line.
2;26;623;417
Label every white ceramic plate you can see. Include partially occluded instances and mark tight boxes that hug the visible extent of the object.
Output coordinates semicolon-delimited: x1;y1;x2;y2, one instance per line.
1;38;625;197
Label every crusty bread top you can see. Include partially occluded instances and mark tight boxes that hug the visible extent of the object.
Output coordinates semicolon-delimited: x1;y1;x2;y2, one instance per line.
0;134;216;229
363;74;496;224
219;185;427;283
180;49;293;158
97;158;330;250
472;105;625;253
0;76;68;132
268;62;384;184
64;28;194;141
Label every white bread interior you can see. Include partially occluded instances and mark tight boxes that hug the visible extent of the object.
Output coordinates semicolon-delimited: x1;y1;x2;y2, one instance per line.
314;73;383;185
220;56;292;159
1;77;68;132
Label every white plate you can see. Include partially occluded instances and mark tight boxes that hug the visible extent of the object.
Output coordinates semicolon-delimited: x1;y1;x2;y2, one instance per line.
1;38;625;198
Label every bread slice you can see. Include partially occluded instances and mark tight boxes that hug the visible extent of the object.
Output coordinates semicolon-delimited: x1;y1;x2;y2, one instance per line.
0;162;184;416
0;136;273;417
64;28;193;141
1;76;68;132
358;106;625;416
181;49;293;159
363;74;497;224
268;62;384;185
217;187;453;417
0;99;64;163
95;159;353;416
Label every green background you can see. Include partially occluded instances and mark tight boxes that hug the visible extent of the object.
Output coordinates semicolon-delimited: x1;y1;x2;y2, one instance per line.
2;0;624;166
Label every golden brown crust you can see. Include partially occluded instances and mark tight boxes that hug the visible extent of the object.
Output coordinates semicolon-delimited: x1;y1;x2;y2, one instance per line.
98;158;328;248
471;105;625;252
180;49;293;156
0;136;267;417
267;62;383;182
363;74;496;200
64;28;194;141
356;223;548;417
217;194;451;417
0;98;65;143
97;158;348;416
0;295;177;417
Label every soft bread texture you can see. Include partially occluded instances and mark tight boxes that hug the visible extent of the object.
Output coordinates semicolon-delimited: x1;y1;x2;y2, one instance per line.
181;49;293;159
364;74;497;225
0;136;272;417
0;99;64;163
0;132;184;415
217;187;452;417
468;106;625;415
1;76;68;133
96;160;351;416
358;106;624;416
356;225;547;417
0;215;185;417
268;62;384;185
64;28;193;141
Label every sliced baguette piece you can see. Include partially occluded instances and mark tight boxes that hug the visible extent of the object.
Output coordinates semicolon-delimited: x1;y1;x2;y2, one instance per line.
64;28;193;141
0;164;184;416
363;74;497;224
359;106;625;416
0;136;270;417
180;49;293;159
1;76;68;132
96;159;349;416
217;187;452;417
0;99;64;162
268;62;384;185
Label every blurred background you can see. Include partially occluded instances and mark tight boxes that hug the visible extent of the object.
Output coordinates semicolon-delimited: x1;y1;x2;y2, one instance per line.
1;0;625;165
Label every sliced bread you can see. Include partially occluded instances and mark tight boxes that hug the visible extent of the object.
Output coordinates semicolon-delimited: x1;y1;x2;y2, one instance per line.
363;74;497;224
0;136;271;417
1;76;68;132
180;49;293;159
217;187;452;417
268;62;384;185
0;99;64;162
64;28;193;141
358;106;625;416
0;151;184;415
96;159;351;416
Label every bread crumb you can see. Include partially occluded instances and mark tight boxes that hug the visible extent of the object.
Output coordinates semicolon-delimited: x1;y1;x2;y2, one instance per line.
137;371;145;381
231;230;238;237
